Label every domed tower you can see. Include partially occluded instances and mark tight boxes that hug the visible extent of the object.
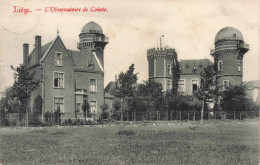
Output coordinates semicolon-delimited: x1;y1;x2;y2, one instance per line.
77;21;109;68
211;27;249;92
76;21;109;119
147;47;177;92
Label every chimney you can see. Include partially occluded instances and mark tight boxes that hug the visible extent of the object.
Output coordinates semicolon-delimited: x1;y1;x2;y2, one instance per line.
35;35;42;63
23;43;29;66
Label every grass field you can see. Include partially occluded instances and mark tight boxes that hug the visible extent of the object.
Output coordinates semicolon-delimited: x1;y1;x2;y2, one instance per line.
0;121;259;165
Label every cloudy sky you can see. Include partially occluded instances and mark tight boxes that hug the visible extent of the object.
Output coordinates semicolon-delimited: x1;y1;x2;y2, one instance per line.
0;0;259;92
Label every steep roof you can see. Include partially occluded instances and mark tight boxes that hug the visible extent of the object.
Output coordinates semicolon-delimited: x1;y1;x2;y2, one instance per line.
104;81;141;94
179;59;213;74
244;80;260;90
27;40;54;66
104;81;116;93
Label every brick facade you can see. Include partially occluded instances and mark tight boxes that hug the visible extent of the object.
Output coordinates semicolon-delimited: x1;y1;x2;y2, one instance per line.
24;21;108;120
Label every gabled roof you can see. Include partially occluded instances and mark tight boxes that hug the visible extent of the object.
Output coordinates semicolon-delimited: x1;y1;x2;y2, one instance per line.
179;59;213;74
69;49;103;71
104;81;141;94
27;36;61;66
40;36;60;62
244;80;260;90
27;40;54;66
105;81;116;93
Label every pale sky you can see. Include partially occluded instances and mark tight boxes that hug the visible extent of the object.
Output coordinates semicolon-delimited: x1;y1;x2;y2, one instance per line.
0;0;259;92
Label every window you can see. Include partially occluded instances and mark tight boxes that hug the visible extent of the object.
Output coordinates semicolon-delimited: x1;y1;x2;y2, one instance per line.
238;60;242;72
192;80;198;92
193;66;197;73
233;34;236;38
54;97;64;113
90;79;97;92
90;101;97;114
223;80;229;91
55;52;62;66
178;80;185;92
54;72;64;88
218;60;223;71
76;103;81;113
166;80;171;90
167;64;171;75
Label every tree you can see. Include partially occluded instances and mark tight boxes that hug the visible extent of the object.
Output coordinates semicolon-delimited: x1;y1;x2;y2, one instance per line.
100;103;109;119
0;87;19;114
194;65;216;123
8;65;40;126
111;64;138;121
138;80;164;120
10;65;40;113
112;99;121;120
82;101;90;122
54;106;61;125
172;51;180;94
31;95;43;125
220;84;258;120
165;92;201;121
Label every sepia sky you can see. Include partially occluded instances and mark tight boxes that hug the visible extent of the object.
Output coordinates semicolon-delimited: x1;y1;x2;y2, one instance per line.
0;0;259;92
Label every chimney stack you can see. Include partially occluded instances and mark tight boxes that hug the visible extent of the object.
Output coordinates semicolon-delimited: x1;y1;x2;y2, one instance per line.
23;43;29;66
35;35;42;63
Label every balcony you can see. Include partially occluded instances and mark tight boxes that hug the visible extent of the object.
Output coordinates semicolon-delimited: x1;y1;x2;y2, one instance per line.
93;37;109;43
75;89;87;95
239;43;249;50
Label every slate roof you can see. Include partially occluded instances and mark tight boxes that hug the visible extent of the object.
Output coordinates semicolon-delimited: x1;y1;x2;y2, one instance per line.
104;81;116;93
68;50;81;68
244;80;260;90
179;59;213;74
27;40;54;66
104;81;141;94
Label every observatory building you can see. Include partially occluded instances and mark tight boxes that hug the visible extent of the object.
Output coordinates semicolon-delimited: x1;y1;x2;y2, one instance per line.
23;21;109;120
147;27;249;95
211;27;249;92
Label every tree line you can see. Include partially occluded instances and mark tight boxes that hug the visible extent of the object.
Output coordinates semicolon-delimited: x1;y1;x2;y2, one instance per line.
0;61;259;126
108;63;259;122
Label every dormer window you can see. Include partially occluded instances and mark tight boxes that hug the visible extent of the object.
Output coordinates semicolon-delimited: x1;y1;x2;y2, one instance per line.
55;52;62;66
233;34;236;38
186;64;189;68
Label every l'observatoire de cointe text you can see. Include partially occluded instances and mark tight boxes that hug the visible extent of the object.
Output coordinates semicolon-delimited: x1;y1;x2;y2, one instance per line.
13;6;108;15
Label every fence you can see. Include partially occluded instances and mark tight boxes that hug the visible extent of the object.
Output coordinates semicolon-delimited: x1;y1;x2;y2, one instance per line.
114;110;259;122
3;113;27;126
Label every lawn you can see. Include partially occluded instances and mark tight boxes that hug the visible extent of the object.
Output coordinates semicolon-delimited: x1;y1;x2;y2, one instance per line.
0;121;259;165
